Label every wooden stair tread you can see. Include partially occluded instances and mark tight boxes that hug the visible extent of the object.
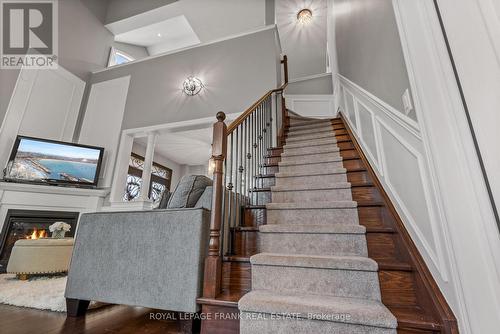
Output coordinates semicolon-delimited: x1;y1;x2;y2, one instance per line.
231;226;259;232
390;306;442;330
356;201;385;207
255;174;276;178
365;226;396;233
245;205;266;209
250;187;271;192
350;181;375;187
224;256;251;263
378;262;413;272
197;293;241;308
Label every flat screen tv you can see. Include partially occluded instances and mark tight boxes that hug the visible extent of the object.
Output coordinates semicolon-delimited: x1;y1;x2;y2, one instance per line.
4;136;104;188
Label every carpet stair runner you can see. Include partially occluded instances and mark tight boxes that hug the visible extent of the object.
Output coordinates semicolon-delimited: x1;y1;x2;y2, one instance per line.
239;117;397;333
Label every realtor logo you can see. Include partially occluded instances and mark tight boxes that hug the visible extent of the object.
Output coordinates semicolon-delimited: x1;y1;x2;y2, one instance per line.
1;0;58;69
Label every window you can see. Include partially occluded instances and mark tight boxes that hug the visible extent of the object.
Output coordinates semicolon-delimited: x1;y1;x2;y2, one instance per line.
123;153;172;203
108;47;135;67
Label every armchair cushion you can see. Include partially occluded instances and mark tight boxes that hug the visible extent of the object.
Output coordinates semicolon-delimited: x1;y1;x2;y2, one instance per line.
156;189;171;209
195;186;212;210
167;175;212;209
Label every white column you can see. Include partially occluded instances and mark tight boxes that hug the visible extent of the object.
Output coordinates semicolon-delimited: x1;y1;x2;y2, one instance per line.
109;133;134;204
139;132;158;201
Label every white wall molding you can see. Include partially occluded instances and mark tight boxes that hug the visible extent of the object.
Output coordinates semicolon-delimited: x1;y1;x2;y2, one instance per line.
0;66;85;171
78;76;131;188
389;1;500;332
339;74;420;139
338;74;448;282
284;94;336;118
287;72;332;84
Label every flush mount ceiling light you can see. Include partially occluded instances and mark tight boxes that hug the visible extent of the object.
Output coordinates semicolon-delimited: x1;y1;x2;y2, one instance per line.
297;8;313;25
182;76;204;96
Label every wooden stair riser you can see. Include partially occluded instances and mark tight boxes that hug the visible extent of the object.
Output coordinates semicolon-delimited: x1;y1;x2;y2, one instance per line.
267;147;283;155
260;164;279;174
231;229;258;257
222;261;251;293
250;190;271;205
255;176;276;188
243;207;266;227
265;155;281;164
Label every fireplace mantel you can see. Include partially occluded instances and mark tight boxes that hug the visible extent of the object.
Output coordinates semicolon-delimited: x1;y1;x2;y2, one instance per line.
0;181;110;234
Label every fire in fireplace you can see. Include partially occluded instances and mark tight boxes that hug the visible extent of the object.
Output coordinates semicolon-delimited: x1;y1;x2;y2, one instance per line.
0;210;79;273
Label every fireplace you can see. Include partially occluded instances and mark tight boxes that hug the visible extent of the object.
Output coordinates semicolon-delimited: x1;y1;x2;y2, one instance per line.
0;210;79;273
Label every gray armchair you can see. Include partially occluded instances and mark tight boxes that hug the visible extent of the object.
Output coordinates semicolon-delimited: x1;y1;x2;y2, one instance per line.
65;208;210;315
65;176;214;317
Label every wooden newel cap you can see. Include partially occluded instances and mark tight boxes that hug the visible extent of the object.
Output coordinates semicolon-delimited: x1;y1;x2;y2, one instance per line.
216;112;226;122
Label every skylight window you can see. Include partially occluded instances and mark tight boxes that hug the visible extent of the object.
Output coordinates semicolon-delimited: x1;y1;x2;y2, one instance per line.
108;47;135;67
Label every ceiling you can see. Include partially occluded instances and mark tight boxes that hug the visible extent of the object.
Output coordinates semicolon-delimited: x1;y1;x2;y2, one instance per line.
106;0;267;56
114;15;201;55
276;0;328;79
135;113;238;166
146;127;213;165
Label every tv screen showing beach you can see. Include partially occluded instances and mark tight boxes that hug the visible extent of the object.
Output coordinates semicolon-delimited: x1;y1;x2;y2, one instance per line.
7;138;101;184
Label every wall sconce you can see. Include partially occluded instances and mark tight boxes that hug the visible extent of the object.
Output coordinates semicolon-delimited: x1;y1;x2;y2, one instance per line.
297;8;313;25
182;76;204;96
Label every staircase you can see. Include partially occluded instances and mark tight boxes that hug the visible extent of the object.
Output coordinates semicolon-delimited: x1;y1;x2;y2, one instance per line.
238;116;398;333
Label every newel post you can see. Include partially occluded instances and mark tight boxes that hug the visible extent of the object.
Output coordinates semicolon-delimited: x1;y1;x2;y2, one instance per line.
203;111;227;298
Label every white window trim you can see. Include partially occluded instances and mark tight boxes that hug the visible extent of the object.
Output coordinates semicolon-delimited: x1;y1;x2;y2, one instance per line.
107;47;135;67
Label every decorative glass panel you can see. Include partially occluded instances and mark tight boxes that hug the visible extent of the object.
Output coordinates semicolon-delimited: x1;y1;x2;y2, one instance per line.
123;153;172;202
123;175;142;201
152;164;168;178
129;155;144;170
150;182;166;203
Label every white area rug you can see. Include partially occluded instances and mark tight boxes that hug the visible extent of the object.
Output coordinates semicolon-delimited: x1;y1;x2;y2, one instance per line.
0;274;102;312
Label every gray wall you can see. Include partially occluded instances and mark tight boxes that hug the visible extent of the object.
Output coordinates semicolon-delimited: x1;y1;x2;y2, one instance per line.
286;75;333;94
334;0;414;118
105;0;179;24
90;28;280;130
276;0;328;79
0;0;118;129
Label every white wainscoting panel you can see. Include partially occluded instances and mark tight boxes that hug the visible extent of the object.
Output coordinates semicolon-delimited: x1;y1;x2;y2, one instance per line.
284;94;336;118
78;76;131;188
338;74;447;283
392;1;500;332
0;66;85;171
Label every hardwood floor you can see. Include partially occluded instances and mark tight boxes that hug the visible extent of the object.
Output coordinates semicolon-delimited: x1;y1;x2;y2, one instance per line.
0;304;197;334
